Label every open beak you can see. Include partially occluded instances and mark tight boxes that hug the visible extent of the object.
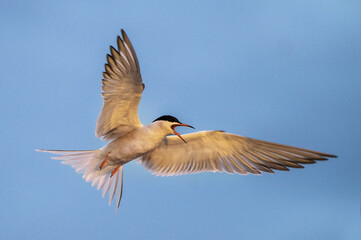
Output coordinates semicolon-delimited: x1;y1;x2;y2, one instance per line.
171;123;195;143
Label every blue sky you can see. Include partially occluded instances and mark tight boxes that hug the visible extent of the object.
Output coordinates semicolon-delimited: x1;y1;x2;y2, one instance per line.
1;0;360;239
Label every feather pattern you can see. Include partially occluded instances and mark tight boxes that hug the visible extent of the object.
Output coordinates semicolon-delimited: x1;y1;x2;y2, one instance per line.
96;29;144;141
139;131;336;176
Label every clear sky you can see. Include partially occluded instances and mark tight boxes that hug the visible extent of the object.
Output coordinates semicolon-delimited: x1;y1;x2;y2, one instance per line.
1;1;360;239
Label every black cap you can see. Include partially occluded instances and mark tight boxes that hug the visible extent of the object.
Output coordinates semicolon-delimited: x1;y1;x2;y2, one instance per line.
153;115;181;123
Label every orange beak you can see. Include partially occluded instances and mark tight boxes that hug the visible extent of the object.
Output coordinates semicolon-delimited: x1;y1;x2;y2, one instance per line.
171;123;195;143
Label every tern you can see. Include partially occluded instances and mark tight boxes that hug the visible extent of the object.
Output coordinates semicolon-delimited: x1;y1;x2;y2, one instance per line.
37;30;337;211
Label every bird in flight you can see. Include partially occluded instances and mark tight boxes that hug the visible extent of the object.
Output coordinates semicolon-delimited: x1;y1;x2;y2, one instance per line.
37;30;336;211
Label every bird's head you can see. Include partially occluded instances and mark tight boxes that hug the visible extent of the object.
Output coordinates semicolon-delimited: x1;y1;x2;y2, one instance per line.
153;115;194;143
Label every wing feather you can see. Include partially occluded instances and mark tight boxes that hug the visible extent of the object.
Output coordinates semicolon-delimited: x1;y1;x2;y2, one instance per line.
139;131;337;176
96;30;144;141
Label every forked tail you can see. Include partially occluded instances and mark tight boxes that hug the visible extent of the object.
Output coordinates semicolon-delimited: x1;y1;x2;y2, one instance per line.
36;149;123;212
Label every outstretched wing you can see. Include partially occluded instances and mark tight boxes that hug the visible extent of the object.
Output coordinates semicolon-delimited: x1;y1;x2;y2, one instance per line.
140;131;337;176
96;29;145;141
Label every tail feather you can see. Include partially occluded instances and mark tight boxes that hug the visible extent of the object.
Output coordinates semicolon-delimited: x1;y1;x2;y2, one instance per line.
107;166;123;214
109;171;119;205
97;175;107;190
116;166;123;212
36;149;124;211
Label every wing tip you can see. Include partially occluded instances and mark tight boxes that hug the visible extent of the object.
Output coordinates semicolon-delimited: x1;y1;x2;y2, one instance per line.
121;29;126;36
323;153;338;158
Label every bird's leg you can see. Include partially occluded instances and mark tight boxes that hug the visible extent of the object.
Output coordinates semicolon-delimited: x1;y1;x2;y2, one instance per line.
99;154;109;170
110;165;121;177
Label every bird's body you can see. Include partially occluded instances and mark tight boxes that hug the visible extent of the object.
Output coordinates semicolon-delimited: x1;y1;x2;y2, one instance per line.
37;30;337;211
101;121;175;167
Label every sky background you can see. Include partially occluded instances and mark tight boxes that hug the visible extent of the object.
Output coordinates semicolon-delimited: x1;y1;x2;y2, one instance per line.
1;0;360;239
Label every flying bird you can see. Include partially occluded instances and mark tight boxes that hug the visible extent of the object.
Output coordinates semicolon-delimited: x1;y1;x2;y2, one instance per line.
37;30;337;211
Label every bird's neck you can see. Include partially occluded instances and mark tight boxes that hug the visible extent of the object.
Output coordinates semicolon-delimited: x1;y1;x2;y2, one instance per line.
142;121;172;138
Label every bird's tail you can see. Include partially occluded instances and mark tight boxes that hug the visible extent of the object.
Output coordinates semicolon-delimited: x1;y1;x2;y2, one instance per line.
36;149;123;212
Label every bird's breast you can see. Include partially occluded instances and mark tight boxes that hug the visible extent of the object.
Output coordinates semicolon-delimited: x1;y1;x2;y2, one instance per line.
104;126;167;164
